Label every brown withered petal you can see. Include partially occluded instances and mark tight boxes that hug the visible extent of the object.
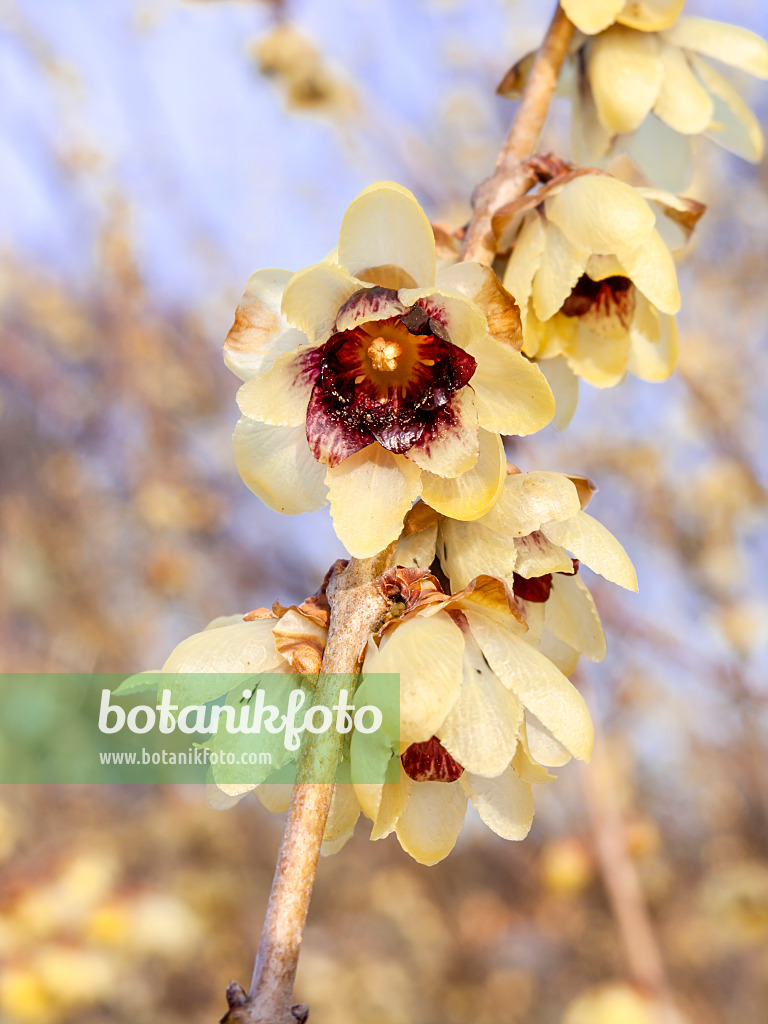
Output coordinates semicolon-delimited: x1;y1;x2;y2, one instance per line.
377;567;447;620
464;264;524;351
639;191;706;243
496;50;535;98
243;607;278;621
271;606;327;674
431;222;462;261
445;573;527;629
566;475;597;510
401;499;441;538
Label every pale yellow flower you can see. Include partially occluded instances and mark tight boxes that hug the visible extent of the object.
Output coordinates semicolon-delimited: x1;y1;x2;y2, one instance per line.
395;469;636;678
437;469;637;679
495;170;702;423
225;181;554;558
351;570;594;865
502;11;768;190
561;0;685;36
159;597;328;813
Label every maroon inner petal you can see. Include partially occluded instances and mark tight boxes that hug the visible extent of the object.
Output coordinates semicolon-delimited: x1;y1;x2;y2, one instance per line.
401;736;464;782
513;559;580;604
305;383;375;466
306;310;477;464
561;274;633;327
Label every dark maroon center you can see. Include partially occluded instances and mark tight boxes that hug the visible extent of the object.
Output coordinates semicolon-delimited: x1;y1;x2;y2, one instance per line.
513;559;580;603
401;736;464;782
305;289;477;467
561;274;632;319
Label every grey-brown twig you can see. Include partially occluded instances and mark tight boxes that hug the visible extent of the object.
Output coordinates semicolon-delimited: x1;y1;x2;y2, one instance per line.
460;4;574;266
223;547;396;1024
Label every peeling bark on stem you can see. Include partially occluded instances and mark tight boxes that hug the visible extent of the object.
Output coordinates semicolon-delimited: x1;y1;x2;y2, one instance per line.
460;5;574;266
223;547;396;1024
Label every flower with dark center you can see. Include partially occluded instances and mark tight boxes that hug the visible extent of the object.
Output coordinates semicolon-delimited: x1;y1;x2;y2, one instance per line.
224;181;556;557
494;170;704;426
499;7;768;192
349;568;594;864
305;287;478;464
401;736;465;782
400;468;637;679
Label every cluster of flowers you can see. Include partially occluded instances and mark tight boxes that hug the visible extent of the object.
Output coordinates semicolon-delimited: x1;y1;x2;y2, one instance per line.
156;0;766;867
502;0;768;190
162;181;647;864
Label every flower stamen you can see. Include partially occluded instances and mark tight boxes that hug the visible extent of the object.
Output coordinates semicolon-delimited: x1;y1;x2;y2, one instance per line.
367;336;402;372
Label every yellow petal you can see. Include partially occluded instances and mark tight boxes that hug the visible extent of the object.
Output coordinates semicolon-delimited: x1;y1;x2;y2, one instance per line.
537;356;580;430
420;428;505;521
512;734;556;784
461;767;534;840
395;780;467;865
255;784;294;813
621;228;680;314
436;262;524;351
325;445;421;558
512;531;575;578
634;189;705;252
281;261;361;344
692;56;764;162
481;471;582;537
561;0;625;34
587;27;663;134
537;630;581;676
364;611;464;744
546;574;607;662
438;631;524;778
625;113;695;192
323;784;361;844
540;509;639;591
465;336;555;435
617;0;685;32
236;348;316;426
224;269;307;382
406;387;479;479
355;763;413;839
654;42;714;134
398;287;489;351
525;714;574;767
571;71;614;164
628;306;678;382
393;520;438;570
464;608;594;761
338;181;436;289
531;221;590;323
208;784;250;808
545;173;656;258
438;519;519;592
233;417;327;515
163;619;284;674
566;322;631;388
663;17;768;78
502;210;546;312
